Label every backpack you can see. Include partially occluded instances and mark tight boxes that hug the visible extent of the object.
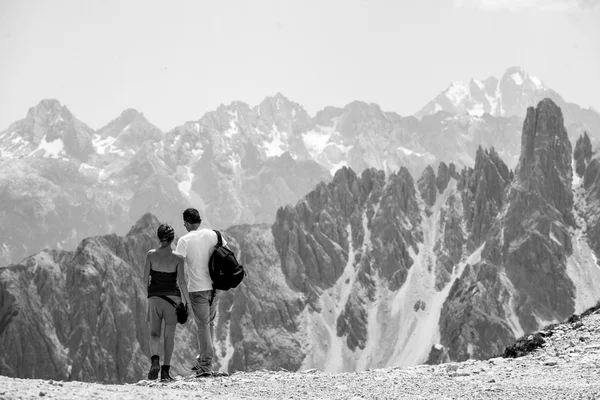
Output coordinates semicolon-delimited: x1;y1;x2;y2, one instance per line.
209;230;245;290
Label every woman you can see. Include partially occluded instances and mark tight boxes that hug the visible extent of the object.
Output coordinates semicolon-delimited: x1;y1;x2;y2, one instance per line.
143;223;190;381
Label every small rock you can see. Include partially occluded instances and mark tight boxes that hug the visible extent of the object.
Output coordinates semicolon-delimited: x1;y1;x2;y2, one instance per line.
301;368;317;374
572;321;584;329
39;392;46;397
544;359;559;366
488;379;496;383
446;364;459;372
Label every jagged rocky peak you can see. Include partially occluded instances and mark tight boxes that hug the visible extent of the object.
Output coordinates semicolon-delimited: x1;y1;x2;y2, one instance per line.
500;66;545;90
418;165;437;207
23;99;76;134
461;145;512;249
126;212;160;236
436;161;460;193
517;98;573;216
482;76;499;92
257;93;309;120
574;131;593;177
419;161;460;207
272;166;362;293
97;108;156;137
313;106;344;125
119;108;145;124
214;100;252;122
26;99;68;120
100;108;165;153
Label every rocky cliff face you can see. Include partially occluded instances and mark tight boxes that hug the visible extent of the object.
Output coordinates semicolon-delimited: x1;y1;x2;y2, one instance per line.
214;224;306;372
437;98;600;363
577;133;600;261
574;132;593;177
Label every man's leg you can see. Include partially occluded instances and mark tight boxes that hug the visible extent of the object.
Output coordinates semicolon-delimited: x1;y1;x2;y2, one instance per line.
189;291;214;375
209;290;220;348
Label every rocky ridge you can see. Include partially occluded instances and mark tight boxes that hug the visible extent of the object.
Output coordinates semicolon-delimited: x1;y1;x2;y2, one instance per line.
1;67;598;267
437;98;600;363
1;98;600;383
416;66;600;147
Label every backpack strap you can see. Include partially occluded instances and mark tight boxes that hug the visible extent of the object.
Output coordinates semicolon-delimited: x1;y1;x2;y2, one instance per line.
214;230;222;248
155;295;178;308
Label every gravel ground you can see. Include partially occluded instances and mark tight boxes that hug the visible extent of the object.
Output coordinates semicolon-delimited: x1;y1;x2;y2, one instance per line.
2;312;600;400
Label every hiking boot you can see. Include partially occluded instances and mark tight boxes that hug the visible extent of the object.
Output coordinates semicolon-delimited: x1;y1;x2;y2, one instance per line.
147;355;160;380
160;365;174;382
212;371;230;377
190;355;201;371
195;371;212;378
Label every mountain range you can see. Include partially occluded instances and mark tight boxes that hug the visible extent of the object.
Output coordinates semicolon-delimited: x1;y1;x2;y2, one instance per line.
1;67;598;268
1;92;599;382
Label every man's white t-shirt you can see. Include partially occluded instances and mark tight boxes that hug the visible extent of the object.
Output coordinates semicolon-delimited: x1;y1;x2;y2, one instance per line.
175;229;227;292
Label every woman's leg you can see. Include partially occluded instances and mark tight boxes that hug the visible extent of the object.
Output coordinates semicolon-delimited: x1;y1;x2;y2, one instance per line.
147;299;163;379
149;313;162;356
163;323;177;365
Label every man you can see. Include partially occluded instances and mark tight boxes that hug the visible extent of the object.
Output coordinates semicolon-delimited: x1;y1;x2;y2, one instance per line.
176;208;225;378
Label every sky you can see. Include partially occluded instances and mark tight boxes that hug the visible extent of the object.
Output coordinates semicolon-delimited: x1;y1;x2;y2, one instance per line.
1;0;599;131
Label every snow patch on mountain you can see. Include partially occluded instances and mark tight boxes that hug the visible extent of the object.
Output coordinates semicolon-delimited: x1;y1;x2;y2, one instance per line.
29;136;64;158
177;165;195;197
0;130;28;157
511;72;524;85
398;147;425;157
470;103;485;117
92;134;117;155
446;82;469;105
264;124;286;157
303;128;334;158
224;111;239;138
530;76;544;89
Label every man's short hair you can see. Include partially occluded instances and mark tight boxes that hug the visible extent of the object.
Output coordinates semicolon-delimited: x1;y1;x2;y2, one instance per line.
183;208;202;224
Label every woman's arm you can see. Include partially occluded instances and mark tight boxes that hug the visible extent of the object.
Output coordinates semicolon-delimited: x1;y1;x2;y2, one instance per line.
176;256;190;305
143;250;152;296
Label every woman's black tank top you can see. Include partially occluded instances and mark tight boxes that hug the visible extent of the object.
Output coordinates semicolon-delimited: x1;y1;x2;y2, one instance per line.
148;269;181;298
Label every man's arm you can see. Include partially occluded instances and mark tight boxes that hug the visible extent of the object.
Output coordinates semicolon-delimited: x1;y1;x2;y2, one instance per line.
175;238;187;257
176;255;190;305
142;250;152;297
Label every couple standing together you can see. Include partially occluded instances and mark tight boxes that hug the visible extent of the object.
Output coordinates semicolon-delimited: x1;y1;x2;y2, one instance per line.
143;207;226;381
